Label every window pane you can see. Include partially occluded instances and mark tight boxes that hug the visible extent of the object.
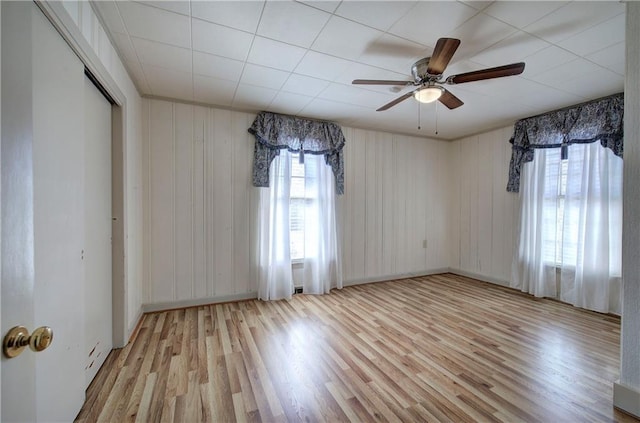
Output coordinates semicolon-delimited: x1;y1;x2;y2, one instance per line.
290;153;305;260
291;153;305;177
291;176;305;198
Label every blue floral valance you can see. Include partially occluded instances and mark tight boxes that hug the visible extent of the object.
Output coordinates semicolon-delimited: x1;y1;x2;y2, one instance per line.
507;93;624;192
248;111;346;194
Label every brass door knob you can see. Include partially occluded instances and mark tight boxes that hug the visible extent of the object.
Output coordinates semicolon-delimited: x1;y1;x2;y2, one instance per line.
3;326;54;358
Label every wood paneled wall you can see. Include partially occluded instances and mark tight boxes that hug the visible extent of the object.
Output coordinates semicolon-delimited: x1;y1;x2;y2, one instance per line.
339;127;451;282
448;126;519;285
142;100;258;306
142;99;451;308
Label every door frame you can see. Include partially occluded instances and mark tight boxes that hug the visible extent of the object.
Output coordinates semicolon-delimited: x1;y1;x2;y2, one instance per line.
35;1;129;347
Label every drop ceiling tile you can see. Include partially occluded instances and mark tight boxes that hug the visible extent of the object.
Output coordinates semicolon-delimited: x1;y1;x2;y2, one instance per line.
131;37;191;73
388;2;479;45
318;83;395;109
586;41;625;76
232;84;279;110
124;59;151;94
554;68;623;99
470;31;549;67
557;13;625;57
193;75;237;107
520;45;579;77
529;58;612;89
458;1;494;12
111;32;138;63
143;64;193;101
240;64;290;90
247;37;307;72
448;13;519;61
312;16;384;60
334;1;417;31
93;1;127;34
281;74;331;97
335;63;409;94
135;1;190;16
257;1;331;48
192;18;254;61
193;51;244;81
524;1;625;44
116;1;190;48
294;51;353;81
300;98;371;122
269;91;314;115
356;33;429;75
191;1;265;33
482;1;568;29
456;76;583;110
296;1;341;14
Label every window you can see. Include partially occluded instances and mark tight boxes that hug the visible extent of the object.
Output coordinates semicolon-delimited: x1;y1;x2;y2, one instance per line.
289;153;318;261
540;144;622;273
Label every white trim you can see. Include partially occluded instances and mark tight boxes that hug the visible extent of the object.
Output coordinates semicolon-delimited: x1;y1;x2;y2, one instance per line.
142;292;258;313
127;308;144;337
614;381;640;418
447;268;511;288
34;1;126;105
344;268;450;287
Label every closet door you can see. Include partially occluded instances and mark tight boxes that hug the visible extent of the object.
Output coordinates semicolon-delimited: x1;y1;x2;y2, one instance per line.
83;75;113;388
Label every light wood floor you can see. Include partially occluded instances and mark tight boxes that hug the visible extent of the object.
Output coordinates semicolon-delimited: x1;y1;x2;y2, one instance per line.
76;273;638;422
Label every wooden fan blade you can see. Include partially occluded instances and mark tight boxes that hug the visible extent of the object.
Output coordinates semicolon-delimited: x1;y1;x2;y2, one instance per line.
439;88;464;110
427;38;460;75
377;91;415;111
353;79;412;86
447;62;525;84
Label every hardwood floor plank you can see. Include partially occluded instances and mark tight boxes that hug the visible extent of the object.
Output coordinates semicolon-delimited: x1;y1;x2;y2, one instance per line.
76;274;639;423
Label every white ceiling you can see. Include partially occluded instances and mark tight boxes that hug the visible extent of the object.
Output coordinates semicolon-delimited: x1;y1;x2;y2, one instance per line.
94;0;626;140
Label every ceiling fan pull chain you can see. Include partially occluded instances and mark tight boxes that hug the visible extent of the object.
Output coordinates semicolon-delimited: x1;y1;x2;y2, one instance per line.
418;102;421;130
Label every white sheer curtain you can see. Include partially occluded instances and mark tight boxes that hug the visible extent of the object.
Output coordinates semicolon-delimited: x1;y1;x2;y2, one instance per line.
512;143;623;314
301;154;343;294
257;151;342;300
257;154;293;300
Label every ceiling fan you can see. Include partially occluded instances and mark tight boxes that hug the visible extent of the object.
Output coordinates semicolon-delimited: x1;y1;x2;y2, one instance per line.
352;38;525;111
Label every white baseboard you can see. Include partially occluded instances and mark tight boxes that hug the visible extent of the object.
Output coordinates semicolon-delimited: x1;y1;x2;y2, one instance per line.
614;381;640;418
142;270;451;312
344;268;450;287
448;268;511;287
142;292;258;313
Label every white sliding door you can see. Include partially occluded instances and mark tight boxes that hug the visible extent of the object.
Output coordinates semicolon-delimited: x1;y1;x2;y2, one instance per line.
83;76;113;387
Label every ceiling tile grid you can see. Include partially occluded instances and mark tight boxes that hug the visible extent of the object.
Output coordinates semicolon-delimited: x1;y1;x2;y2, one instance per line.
93;0;627;140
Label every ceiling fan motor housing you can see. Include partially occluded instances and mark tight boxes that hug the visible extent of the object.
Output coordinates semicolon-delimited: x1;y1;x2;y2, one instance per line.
412;57;436;82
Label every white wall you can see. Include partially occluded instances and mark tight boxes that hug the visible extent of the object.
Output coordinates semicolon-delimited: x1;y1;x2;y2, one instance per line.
142;99;451;308
142;100;258;307
449;126;519;285
339;127;450;283
614;1;640;417
60;2;143;337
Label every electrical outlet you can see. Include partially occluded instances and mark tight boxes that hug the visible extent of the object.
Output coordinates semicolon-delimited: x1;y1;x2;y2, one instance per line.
294;287;303;294
423;240;427;249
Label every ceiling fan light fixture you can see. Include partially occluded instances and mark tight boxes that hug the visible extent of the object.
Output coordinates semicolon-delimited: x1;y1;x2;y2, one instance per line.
414;86;444;103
